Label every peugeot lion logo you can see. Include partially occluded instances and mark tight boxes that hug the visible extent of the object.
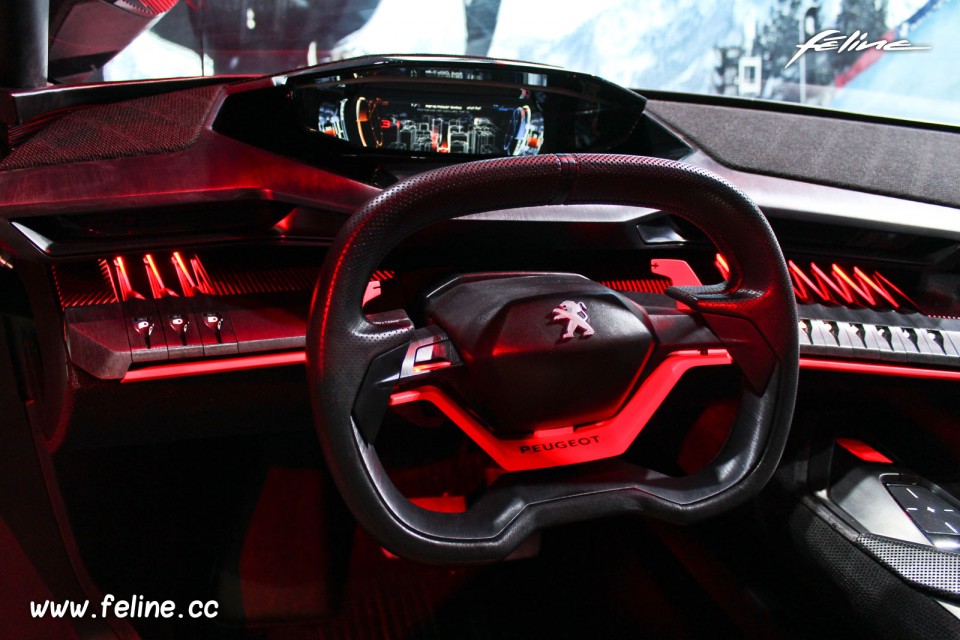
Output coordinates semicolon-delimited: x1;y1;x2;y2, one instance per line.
552;301;595;340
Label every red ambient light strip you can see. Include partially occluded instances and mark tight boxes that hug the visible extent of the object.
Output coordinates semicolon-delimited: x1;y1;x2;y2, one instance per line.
121;351;306;382
799;358;960;381
389;349;733;472
113;256;144;301
144;254;177;299
119;351;960;390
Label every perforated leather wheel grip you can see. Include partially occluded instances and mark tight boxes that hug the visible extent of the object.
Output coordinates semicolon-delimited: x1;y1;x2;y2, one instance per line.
307;154;799;563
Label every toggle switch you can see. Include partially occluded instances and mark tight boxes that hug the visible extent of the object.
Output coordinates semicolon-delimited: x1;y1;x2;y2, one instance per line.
168;314;189;346
202;312;223;343
133;316;155;348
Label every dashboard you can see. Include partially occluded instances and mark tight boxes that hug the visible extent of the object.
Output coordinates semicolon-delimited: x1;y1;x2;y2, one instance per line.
0;55;958;429
0;55;958;444
2;54;960;637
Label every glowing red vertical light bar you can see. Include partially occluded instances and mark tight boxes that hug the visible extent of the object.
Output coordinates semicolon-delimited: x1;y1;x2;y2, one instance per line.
788;260;820;303
189;255;216;295
874;271;920;310
832;264;876;306
144;254;177;298
810;262;852;304
171;251;197;297
714;253;730;280
852;266;898;308
113;256;144;301
787;260;914;310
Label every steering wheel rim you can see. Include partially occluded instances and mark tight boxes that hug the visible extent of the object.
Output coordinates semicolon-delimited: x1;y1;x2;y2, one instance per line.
307;154;798;563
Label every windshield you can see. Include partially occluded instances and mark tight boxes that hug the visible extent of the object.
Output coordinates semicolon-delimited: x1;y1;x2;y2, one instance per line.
95;0;957;127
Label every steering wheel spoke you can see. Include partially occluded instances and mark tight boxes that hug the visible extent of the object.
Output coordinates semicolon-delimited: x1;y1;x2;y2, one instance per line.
353;310;463;445
646;294;778;393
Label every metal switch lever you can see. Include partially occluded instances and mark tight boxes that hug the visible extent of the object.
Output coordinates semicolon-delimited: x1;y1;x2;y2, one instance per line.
133;317;155;348
202;312;223;343
168;314;189;346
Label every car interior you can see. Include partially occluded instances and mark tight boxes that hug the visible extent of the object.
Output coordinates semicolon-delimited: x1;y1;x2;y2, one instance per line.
2;1;960;639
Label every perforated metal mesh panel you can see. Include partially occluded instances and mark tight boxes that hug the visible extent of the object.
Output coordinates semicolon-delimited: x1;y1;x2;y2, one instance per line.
0;84;223;171
859;534;960;600
781;496;960;640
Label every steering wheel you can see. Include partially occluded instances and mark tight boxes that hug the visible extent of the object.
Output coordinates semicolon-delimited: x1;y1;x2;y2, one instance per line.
307;154;798;563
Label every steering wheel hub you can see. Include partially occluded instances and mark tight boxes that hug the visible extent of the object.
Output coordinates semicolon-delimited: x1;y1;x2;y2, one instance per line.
424;272;653;435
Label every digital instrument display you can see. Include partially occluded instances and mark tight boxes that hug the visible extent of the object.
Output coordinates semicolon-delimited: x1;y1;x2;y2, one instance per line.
290;58;647;160
315;93;545;156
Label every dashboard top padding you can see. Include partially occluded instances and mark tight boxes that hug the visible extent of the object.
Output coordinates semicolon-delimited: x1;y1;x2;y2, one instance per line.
646;99;960;210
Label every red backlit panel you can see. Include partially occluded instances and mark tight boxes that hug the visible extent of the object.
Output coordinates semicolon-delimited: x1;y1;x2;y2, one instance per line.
835;438;894;464
203;263;319;297
799;358;960;381
51;260;119;307
598;278;671;294
371;270;396;282
122;351;306;382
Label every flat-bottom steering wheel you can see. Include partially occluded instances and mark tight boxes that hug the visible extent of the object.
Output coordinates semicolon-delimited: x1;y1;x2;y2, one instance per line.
307;154;798;563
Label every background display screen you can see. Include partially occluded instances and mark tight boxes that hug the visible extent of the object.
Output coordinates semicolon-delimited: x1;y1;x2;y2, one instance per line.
315;92;545;156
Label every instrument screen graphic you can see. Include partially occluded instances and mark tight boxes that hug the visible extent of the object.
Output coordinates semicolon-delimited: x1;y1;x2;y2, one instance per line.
316;94;545;156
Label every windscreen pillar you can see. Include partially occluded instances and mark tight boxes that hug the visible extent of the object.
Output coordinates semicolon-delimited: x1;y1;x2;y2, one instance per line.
0;0;49;89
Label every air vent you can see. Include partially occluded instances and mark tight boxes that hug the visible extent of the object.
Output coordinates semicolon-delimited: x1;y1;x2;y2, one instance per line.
771;219;958;265
51;259;119;308
599;254;926;316
13;201;293;255
52;247;396;309
636;216;959;266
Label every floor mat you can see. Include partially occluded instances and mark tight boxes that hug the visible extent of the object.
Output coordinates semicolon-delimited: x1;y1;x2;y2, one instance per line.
262;517;743;640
